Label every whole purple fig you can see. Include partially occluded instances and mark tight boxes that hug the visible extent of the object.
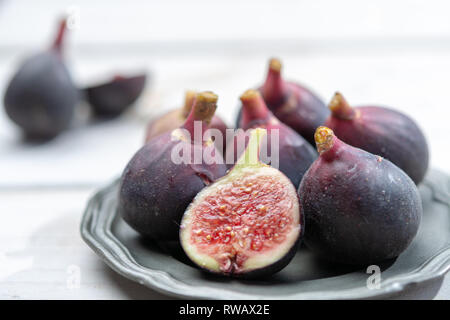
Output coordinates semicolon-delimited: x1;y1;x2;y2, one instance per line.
299;126;422;265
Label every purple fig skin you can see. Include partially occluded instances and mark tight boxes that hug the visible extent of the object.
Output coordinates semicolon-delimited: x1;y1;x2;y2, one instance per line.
229;89;317;189
208;116;229;153
262;86;328;147
119;92;227;241
325;92;429;184
145;90;229;153
85;74;147;117
146;111;228;144
235;58;328;146
119;138;226;241
4;18;79;140
299;126;422;265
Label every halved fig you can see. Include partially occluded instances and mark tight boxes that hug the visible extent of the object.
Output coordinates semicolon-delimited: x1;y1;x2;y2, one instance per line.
85;73;147;117
180;128;301;277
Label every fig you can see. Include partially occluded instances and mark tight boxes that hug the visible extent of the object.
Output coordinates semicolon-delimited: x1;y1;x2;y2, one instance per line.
228;89;317;189
325;92;429;184
236;58;328;145
119;91;227;241
84;74;147;118
145;90;228;152
3;18;79;140
299;126;422;265
180;128;301;277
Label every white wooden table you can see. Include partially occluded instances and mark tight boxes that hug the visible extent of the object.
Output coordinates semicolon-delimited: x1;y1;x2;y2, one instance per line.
0;0;449;299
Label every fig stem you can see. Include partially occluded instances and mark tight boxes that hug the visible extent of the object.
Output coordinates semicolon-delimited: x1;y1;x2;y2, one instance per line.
182;90;197;118
182;91;218;142
240;89;271;126
269;58;282;73
53;17;68;53
262;58;287;106
314;126;335;154
235;128;267;167
329;92;357;120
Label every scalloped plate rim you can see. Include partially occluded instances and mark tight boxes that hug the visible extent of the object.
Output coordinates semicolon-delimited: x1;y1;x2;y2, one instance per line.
80;170;450;300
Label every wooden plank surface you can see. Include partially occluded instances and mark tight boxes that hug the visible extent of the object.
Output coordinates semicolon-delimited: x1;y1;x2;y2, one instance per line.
0;188;169;299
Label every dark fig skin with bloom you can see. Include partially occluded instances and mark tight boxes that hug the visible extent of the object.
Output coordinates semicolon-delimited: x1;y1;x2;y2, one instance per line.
119;92;227;241
3;18;79;140
228;89;317;189
236;58;328;145
325;92;429;184
85;74;147;117
145;90;228;153
299;126;422;265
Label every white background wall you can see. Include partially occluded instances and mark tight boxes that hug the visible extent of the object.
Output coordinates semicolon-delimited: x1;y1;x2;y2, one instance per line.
3;0;450;45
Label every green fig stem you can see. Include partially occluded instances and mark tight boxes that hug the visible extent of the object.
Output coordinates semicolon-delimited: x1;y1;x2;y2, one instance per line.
53;17;68;53
235;128;267;168
329;92;357;120
182;90;197;118
262;58;287;106
182;91;218;142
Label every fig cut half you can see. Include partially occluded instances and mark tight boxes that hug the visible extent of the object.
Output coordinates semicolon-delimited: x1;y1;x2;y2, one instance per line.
180;128;301;277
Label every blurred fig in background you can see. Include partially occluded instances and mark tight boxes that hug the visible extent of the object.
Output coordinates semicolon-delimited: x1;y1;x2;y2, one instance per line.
84;73;147;118
3;17;80;140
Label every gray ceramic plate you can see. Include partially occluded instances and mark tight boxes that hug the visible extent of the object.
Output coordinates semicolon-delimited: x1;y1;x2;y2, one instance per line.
80;169;450;299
